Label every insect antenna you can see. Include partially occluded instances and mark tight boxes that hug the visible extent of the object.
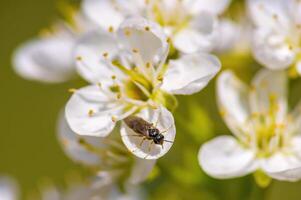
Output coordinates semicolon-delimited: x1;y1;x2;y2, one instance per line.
160;124;173;135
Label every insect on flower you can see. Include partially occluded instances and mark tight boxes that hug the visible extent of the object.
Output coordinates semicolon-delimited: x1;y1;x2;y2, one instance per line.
124;115;173;148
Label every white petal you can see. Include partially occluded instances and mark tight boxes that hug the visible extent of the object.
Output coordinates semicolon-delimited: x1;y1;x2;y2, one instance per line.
128;158;156;184
118;17;169;65
216;71;251;138
57;112;106;166
173;12;218;53
184;0;231;15
161;53;221;95
199;136;257;179
247;0;291;30
75;30;119;83
65;85;122;137
13;37;75;83
252;28;295;70
249;69;287;122
213;19;240;53
0;177;18;200
121;106;176;160
81;0;124;30
261;139;301;182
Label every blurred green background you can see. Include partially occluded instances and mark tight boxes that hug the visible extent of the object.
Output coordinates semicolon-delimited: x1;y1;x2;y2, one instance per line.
2;0;301;199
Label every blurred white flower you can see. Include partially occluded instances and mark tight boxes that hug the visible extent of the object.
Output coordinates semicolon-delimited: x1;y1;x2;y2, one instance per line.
248;0;301;73
41;172;144;200
0;177;19;200
58;113;156;184
65;17;220;158
82;0;234;53
12;9;95;83
199;69;301;182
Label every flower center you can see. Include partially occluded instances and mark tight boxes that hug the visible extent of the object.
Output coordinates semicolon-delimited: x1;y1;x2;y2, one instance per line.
148;0;191;34
250;95;289;157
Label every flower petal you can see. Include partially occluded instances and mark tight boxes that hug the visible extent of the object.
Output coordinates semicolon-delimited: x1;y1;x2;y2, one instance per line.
75;30;119;83
57;112;106;166
13;37;75;83
173;12;218;53
121;106;176;160
251;28;295;70
247;0;291;30
216;70;251;138
65;85;122;137
81;0;124;30
213;19;240;53
184;0;231;15
161;53;221;95
118;17;169;65
128;158;156;184
0;177;19;200
199;136;257;179
249;69;287;122
261;138;301;182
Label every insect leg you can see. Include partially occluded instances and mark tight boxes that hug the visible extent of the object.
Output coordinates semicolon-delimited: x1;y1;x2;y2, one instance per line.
139;137;147;147
154;108;162;127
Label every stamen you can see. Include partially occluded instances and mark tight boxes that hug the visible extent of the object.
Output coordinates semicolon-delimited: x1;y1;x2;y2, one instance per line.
103;52;109;58
132;48;139;53
144;26;150;31
68;88;77;93
133;81;151;97
124;29;131;37
108;26;114;33
112;116;118;122
88;109;94;117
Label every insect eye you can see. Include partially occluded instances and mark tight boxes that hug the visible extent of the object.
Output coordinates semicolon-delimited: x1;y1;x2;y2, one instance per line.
148;129;157;137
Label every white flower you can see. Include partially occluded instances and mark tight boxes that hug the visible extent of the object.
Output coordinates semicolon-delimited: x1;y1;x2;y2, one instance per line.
248;0;301;73
41;172;143;200
12;11;95;83
58;113;156;184
82;0;233;54
0;177;19;200
199;69;301;182
65;17;220;158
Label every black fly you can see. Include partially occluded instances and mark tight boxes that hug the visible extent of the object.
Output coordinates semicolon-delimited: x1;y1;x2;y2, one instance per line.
124;116;173;148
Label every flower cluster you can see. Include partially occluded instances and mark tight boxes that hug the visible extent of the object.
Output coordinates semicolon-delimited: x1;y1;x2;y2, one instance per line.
12;0;301;197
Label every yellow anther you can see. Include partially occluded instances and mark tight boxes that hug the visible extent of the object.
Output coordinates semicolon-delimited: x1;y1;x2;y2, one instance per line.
103;52;109;58
145;26;150;31
272;14;278;20
146;62;151;68
76;56;82;61
157;76;164;82
132;48;139;53
166;37;171;43
124;29;131;36
112;116;118;122
108;26;114;33
111;75;116;80
68;88;77;93
88;109;94;117
116;93;122;99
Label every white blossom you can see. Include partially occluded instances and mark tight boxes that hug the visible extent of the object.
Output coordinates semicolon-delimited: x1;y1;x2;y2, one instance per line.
65;17;220;159
199;69;301;181
82;0;234;54
0;177;18;200
12;11;95;83
58;113;156;184
248;0;301;73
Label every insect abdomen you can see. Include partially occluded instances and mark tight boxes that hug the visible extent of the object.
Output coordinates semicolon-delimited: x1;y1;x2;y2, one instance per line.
124;116;151;135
